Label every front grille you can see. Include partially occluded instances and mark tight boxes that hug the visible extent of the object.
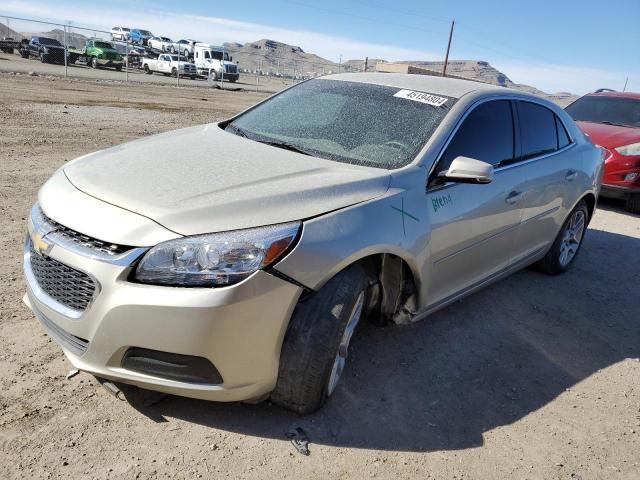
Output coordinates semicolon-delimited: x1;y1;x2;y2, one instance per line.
30;249;97;312
42;209;129;256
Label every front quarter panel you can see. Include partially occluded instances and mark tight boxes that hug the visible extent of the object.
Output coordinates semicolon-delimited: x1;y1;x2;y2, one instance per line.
275;166;429;304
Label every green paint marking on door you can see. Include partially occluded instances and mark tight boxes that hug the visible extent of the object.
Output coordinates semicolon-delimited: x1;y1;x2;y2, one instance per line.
391;197;419;237
431;193;453;213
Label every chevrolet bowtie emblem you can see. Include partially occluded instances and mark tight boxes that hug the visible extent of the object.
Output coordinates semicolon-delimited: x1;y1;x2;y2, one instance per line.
31;232;52;255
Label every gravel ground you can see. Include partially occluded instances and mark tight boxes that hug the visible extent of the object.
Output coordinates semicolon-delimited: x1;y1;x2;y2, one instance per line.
0;73;639;480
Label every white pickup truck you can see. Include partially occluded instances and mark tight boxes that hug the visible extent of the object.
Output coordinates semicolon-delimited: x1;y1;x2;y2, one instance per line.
142;54;197;78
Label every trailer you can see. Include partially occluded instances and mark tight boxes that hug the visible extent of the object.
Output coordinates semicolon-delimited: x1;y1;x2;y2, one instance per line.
0;37;21;54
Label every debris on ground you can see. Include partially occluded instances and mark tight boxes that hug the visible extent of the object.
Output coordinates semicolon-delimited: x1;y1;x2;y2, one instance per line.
286;427;311;456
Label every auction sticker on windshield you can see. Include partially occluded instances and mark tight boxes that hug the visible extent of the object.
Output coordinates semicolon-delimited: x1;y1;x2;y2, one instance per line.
393;90;448;107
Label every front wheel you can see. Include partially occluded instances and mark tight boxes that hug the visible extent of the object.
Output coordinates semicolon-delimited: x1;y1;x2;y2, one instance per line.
535;201;588;274
270;264;368;413
172;67;178;77
144;64;151;74
39;51;46;63
91;57;98;69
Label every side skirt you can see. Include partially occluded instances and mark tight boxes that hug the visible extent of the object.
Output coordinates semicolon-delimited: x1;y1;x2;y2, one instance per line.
410;247;547;323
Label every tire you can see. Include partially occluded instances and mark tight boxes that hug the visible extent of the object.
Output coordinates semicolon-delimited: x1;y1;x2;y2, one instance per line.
169;46;175;54
144;64;151;74
626;193;640;214
91;57;98;69
270;264;368;413
39;51;46;63
190;75;196;80
209;70;218;81
535;200;589;275
20;50;29;59
115;65;122;72
171;67;178;78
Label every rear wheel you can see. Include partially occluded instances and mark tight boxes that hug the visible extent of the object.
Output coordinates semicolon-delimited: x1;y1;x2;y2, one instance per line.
535;201;588;274
172;67;178;77
39;51;46;63
270;264;368;413
144;64;151;74
91;57;98;69
115;65;122;72
626;193;640;214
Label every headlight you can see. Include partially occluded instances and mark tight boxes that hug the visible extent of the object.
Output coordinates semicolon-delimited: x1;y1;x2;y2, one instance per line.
615;142;640;156
135;222;300;286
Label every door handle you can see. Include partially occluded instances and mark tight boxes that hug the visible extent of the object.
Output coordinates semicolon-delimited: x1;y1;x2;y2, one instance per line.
566;169;578;181
505;191;524;205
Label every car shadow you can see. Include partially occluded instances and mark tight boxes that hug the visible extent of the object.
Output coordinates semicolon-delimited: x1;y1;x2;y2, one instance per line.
122;227;640;452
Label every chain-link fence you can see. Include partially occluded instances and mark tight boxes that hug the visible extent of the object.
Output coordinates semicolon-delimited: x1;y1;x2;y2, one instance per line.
0;15;362;93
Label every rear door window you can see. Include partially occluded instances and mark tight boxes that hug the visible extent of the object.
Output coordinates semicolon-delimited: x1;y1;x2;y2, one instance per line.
555;116;571;149
438;100;515;172
517;101;558;159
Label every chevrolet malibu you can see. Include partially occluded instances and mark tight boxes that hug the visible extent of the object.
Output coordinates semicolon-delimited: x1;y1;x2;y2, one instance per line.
23;73;604;413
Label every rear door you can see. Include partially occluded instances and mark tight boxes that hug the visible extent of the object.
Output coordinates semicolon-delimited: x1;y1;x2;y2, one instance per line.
510;100;581;262
424;99;526;307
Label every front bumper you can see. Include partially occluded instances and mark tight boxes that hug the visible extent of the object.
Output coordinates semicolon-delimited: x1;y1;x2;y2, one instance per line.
95;58;123;68
23;213;302;402
222;73;239;81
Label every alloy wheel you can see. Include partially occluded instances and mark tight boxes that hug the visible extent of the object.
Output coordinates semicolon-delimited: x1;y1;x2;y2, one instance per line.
559;209;586;267
327;290;365;396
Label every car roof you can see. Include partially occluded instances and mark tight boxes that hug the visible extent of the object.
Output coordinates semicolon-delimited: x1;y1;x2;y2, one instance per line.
587;91;640;100
321;72;511;99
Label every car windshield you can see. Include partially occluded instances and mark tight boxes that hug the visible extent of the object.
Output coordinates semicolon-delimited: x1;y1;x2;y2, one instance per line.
226;79;454;169
169;55;188;61
94;41;113;49
161;37;171;42
566;96;640;128
140;30;152;36
39;38;62;46
122;28;130;32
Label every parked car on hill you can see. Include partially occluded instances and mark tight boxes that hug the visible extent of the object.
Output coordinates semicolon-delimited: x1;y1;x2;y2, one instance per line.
110;26;130;42
142;54;197;78
147;36;176;52
23;73;603;414
129;29;153;46
20;36;68;64
566;90;640;213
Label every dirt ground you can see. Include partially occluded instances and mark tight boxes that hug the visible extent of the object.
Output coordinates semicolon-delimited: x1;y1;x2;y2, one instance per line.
1;73;639;480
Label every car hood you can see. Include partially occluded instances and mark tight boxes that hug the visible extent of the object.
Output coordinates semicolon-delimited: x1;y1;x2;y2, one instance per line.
576;121;640;149
63;124;391;237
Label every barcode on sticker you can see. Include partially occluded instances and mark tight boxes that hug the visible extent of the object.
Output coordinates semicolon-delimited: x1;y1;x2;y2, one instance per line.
394;90;448;107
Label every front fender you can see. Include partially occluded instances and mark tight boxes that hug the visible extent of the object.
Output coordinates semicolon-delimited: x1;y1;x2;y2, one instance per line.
275;167;429;305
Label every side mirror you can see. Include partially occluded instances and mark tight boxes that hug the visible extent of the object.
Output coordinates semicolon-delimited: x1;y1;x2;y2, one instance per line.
438;156;494;184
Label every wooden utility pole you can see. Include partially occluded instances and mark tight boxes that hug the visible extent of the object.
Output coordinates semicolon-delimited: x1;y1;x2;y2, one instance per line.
363;57;368;72
442;20;455;77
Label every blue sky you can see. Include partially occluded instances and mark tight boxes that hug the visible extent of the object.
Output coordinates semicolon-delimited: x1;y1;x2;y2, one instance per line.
2;0;638;94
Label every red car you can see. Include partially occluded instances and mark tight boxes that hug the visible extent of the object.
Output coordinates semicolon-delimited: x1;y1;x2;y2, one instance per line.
565;90;640;213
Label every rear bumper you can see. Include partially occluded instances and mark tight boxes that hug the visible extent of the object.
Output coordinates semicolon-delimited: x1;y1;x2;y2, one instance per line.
601;184;640;199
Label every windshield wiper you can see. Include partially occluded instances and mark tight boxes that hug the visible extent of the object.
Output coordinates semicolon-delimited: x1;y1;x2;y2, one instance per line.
256;140;313;156
225;123;249;138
